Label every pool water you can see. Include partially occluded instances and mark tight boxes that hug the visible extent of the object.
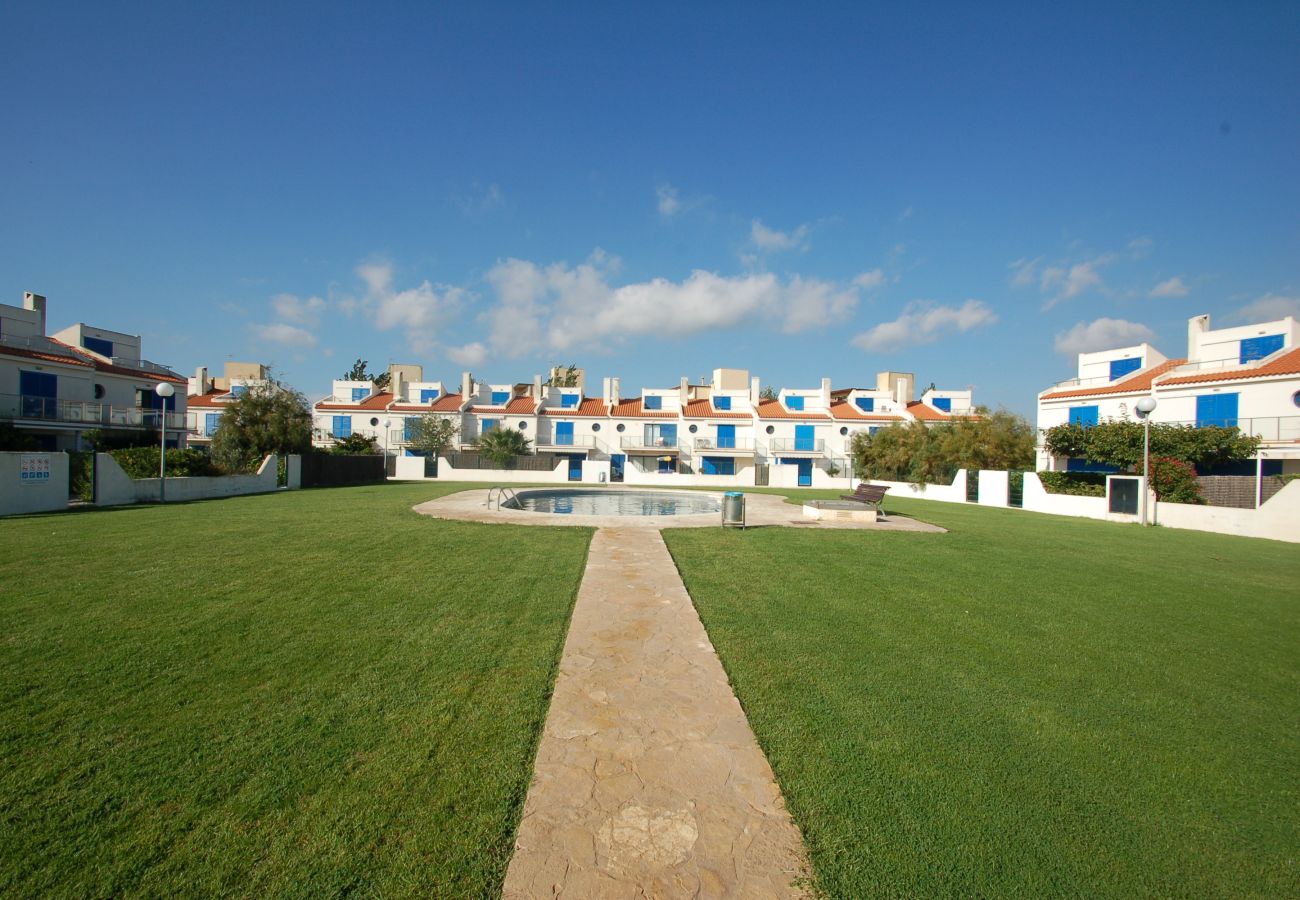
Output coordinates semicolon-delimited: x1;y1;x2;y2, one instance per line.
504;489;722;516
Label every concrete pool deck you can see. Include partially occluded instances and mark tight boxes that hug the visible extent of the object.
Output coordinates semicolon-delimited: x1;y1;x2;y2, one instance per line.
412;486;946;533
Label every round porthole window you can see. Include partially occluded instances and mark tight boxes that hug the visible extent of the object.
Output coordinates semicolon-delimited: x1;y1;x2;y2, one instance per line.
369;417;379;426
839;426;849;436
765;425;775;435
93;384;106;399
591;423;600;432
616;423;626;433
688;424;698;434
1294;390;1300;408
518;421;528;430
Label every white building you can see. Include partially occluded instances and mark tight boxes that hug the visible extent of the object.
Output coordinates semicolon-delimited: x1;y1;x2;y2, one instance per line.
0;292;188;450
312;363;975;487
186;361;273;445
1037;312;1300;475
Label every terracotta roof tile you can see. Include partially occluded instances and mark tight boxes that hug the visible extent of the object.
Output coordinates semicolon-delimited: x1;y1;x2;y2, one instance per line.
906;401;950;421
429;393;463;412
505;396;537;414
186;388;230;408
0;343;95;368
1158;348;1300;386
755;399;831;420
315;391;394;412
1040;358;1187;400
682;398;752;419
539;397;607;416
610;399;677;419
45;339;188;383
829;400;902;422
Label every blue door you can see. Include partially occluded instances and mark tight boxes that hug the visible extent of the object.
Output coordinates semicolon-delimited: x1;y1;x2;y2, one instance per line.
796;459;813;487
611;453;625;482
19;370;57;418
556;422;575;445
567;455;583;481
716;424;736;449
795;425;814;451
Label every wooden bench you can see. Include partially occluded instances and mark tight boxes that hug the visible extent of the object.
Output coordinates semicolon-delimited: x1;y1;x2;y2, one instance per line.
840;483;890;518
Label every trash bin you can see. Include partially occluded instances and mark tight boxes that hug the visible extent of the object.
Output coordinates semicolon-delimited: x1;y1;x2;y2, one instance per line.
722;491;746;528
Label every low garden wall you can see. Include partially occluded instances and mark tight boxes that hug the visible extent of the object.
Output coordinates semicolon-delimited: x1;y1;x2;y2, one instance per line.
94;453;281;506
0;451;70;516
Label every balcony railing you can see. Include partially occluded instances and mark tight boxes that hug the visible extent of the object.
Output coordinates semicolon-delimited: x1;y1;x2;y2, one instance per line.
1037;416;1300;444
690;437;755;452
620;435;681;450
0;393;188;430
768;438;826;453
537;434;597;448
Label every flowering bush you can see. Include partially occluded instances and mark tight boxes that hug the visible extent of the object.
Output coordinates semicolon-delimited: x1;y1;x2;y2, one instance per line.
1150;456;1203;504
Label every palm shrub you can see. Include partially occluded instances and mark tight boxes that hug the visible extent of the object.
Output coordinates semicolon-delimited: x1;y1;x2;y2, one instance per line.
476;427;531;467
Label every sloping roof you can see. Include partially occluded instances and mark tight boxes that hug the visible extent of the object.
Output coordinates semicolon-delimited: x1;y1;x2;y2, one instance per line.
45;339;187;383
540;397;607;417
1158;348;1300;386
430;393;463;412
0;343;95;368
505;396;537;414
754;399;831;420
828;400;902;422
1040;358;1187;400
906;401;950;421
186;389;230;408
682;398;752;419
315;391;394;412
609;399;677;419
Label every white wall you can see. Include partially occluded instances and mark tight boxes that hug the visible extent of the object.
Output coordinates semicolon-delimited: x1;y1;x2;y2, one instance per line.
0;451;69;516
870;469;968;503
393;455;428;480
977;469;1009;506
1021;473;1110;520
1154;480;1300;543
430;457;571;483
94;453;280;505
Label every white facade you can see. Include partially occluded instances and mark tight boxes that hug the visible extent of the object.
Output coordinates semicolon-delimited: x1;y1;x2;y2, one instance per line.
0;292;188;451
1037;313;1300;475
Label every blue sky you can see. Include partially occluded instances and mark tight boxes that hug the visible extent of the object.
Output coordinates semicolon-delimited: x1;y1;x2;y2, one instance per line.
3;2;1297;414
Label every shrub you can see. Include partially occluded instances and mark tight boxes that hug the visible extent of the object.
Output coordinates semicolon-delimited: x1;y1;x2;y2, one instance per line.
1150;456;1203;504
83;428;158;451
68;451;94;502
330;433;380;455
1037;471;1106;497
110;447;223;479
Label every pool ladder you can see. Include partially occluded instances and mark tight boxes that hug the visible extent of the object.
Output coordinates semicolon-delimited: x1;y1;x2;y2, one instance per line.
487;486;517;510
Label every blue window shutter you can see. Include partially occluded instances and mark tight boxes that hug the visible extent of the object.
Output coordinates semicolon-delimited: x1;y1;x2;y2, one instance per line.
1196;393;1238;428
561;393;579;408
702;457;717;475
83;336;114;356
404;418;419;441
556;422;574;444
795;425;814;450
481;418;498;434
351;387;368;402
1109;358;1142;380
661;424;677;444
644;395;662;410
786;396;804;411
231;385;249;398
716;424;736;448
491;391;509;405
1069;405;1099;427
932;397;952;412
1240;334;1285;363
332;415;352;437
205;413;221;435
419;389;440;402
855;397;874;412
714;396;731;410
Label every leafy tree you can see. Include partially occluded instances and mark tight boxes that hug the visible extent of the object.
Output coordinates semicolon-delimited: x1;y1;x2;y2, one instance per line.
342;358;390;389
760;385;778;401
0;422;37;451
851;409;1036;484
1042;421;1259;471
407;415;459;456
545;364;581;387
210;379;312;472
475;426;531;466
330;433;380;455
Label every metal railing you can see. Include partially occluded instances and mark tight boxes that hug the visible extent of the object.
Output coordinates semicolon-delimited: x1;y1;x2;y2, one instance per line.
537;434;597;448
0;393;187;430
1037;415;1300;444
620;435;681;450
690;437;755;452
767;438;826;453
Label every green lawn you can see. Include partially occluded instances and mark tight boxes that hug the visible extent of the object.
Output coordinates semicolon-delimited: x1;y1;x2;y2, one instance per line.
664;492;1300;898
0;483;592;898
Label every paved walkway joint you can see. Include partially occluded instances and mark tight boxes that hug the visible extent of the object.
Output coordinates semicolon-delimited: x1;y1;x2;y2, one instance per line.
502;528;812;898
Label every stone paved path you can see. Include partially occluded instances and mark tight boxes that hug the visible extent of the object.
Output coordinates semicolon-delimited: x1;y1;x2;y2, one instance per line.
502;528;812;899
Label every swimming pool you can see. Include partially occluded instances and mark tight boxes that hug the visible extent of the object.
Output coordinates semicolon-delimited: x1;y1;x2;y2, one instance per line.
503;488;722;517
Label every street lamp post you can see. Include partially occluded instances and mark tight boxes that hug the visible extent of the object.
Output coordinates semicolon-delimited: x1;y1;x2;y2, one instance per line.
155;382;176;502
1135;396;1157;526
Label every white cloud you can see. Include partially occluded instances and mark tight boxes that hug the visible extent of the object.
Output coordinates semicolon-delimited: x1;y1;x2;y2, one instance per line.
1232;293;1300;323
1009;251;1115;308
355;260;467;352
851;300;997;352
270;293;326;326
1053;318;1156;356
1008;258;1039;288
852;269;886;291
249;322;317;347
1148;277;1188;298
656;183;681;217
779;276;860;333
1128;236;1154;258
750;219;810;252
446;342;488;366
456;182;504;217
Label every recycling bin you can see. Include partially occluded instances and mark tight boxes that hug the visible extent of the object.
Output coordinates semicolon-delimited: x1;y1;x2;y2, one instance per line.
722;491;746;528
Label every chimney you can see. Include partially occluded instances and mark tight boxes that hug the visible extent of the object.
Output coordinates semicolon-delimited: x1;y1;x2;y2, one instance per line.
679;376;689;405
393;370;406;402
1187;314;1210;362
461;371;472;400
534;374;543;402
893;373;914;406
610;376;620;407
23;292;47;335
191;366;209;397
820;377;832;408
601;377;610;405
751;376;761;406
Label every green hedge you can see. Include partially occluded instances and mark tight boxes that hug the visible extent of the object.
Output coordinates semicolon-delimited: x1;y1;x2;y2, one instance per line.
110;447;223;479
1037;471;1106;497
